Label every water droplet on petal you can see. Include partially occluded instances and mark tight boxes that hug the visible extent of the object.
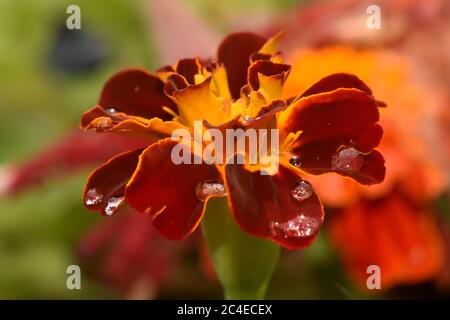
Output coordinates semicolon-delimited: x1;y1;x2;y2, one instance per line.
271;214;320;239
85;188;103;207
291;180;313;201
134;86;140;92
104;108;116;114
95;117;111;129
241;115;251;124
332;147;364;173
195;181;226;201
289;156;301;167
104;196;124;216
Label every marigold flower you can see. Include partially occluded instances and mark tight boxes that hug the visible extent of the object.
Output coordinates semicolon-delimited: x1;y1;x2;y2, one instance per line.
80;32;385;249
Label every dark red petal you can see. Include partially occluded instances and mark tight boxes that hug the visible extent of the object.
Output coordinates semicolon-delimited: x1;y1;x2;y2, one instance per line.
156;65;175;72
99;69;177;120
5;130;147;195
217;32;266;99
300;73;372;98
125;139;220;240
175;58;201;85
250;52;273;63
80;105;185;140
281;88;385;185
225;160;324;249
247;60;291;91
84;149;142;216
163;73;189;96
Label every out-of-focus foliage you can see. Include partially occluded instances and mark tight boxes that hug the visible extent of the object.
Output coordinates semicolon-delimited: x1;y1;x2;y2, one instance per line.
0;0;154;298
0;0;154;162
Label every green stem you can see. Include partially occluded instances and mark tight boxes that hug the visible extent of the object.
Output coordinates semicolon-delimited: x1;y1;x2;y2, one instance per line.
201;197;280;300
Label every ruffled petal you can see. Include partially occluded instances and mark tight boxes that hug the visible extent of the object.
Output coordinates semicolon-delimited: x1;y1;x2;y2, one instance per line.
81;105;186;140
175;58;201;85
98;69;177;120
171;77;225;126
225;160;324;249
217;32;266;99
279;88;385;185
84;149;142;216
299;73;372;98
125;139;221;240
247;60;291;102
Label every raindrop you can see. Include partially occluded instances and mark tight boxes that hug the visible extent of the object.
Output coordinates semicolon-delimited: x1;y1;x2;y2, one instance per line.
134;86;140;92
95;118;111;129
103;196;124;216
271;214;319;239
291;180;313;201
332;147;364;173
104;108;116;114
85;188;103;207
289;156;301;167
195;181;226;201
241;115;251;124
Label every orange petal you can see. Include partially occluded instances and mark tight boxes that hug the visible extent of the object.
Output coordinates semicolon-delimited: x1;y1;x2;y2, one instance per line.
247;60;291;103
171;77;225;127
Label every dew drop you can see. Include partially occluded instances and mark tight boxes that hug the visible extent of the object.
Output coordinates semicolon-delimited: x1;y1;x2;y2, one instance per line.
104;108;116;114
241;115;251;124
195;181;226;201
289;156;301;167
134;86;140;92
291;180;313;201
95;117;111;129
332;147;364;173
104;196;124;216
85;188;103;207
271;214;319;239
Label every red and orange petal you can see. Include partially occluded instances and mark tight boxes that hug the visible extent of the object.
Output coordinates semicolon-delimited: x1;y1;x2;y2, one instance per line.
125;139;222;240
280;87;385;185
83;148;142;216
224;159;324;249
217;32;267;99
81;105;186;140
328;193;445;290
98;68;177;120
174;58;202;85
